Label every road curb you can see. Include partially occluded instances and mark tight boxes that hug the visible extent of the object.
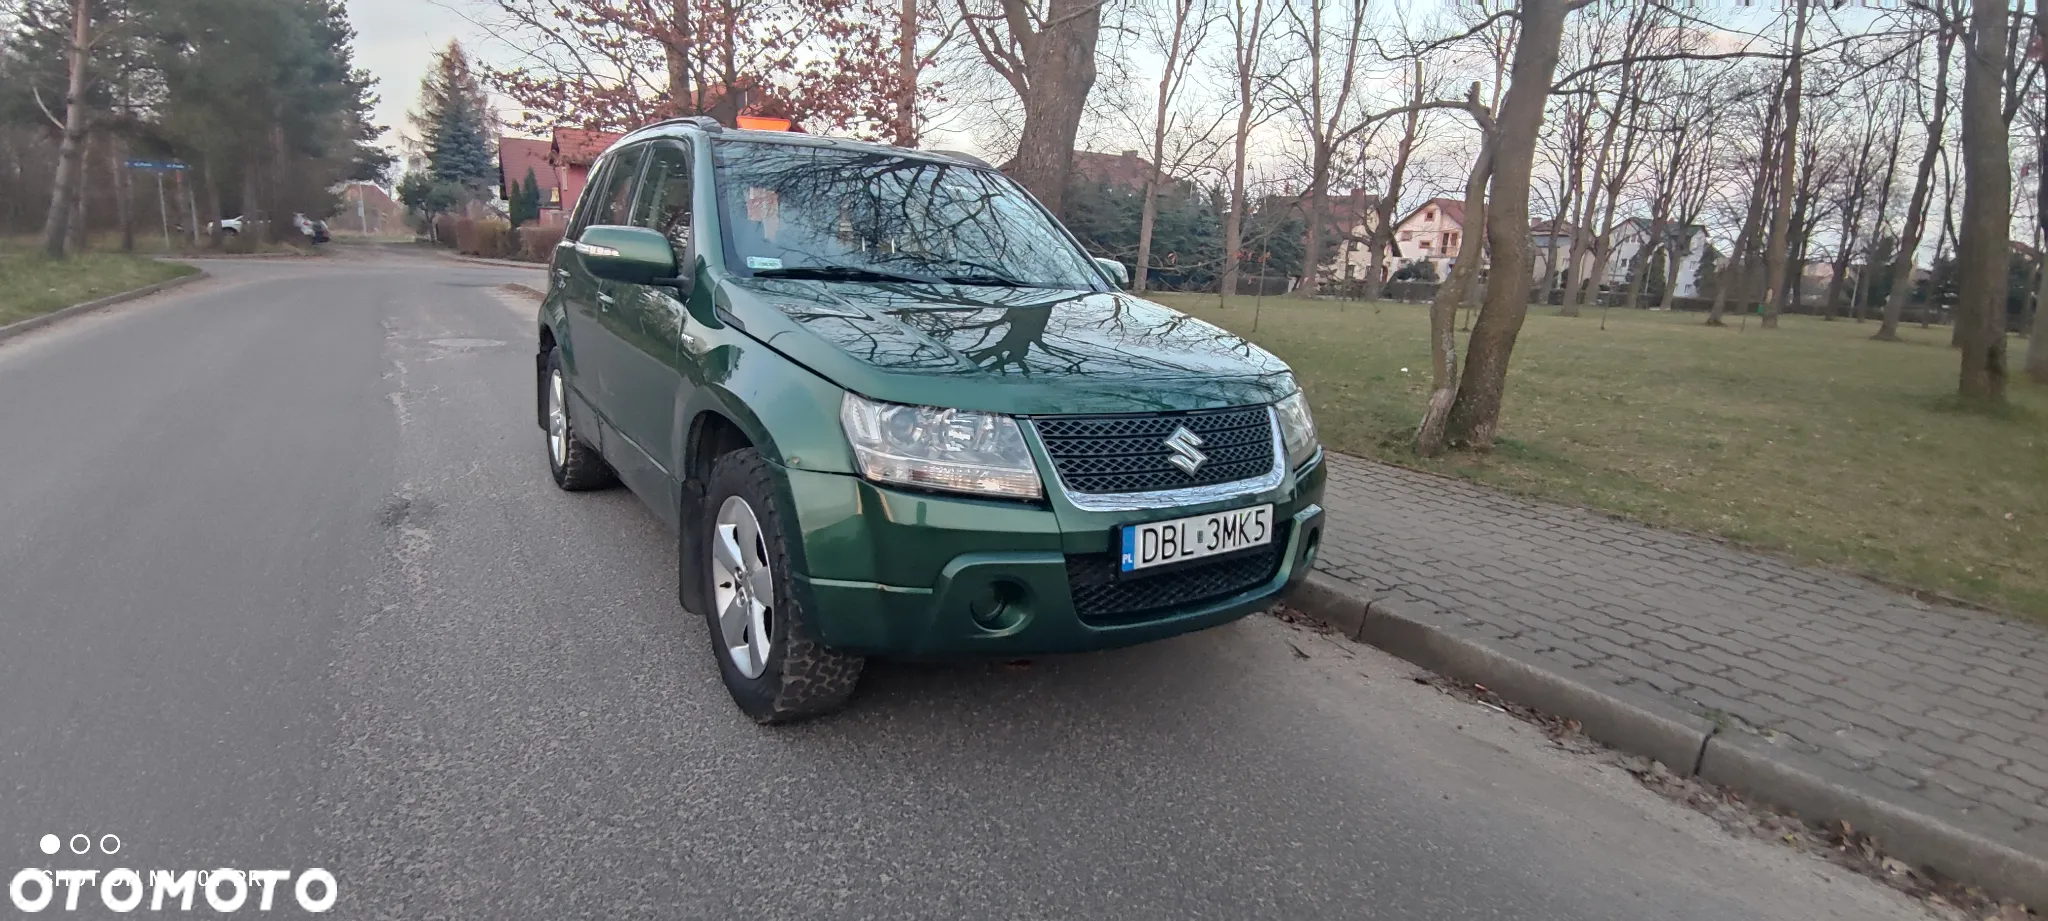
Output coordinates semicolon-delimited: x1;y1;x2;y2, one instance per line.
1286;570;2048;907
437;251;547;269
0;269;206;345
1699;730;2048;908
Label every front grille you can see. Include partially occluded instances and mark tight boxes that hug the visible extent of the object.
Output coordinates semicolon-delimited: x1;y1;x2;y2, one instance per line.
1034;406;1275;494
1065;524;1291;625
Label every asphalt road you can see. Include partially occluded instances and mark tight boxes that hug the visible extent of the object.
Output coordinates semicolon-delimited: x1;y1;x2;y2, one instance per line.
0;247;1933;920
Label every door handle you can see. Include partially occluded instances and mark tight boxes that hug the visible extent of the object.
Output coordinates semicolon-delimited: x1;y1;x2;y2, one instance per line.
554;269;569;280
596;293;615;309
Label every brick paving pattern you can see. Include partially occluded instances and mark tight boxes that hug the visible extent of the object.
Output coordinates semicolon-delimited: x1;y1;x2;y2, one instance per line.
1313;453;2048;849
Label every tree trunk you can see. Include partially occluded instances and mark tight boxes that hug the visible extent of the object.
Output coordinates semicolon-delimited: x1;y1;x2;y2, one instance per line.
1007;0;1101;218
1877;26;1955;341
1563;108;1620;315
2028;254;2048;382
114;138;134;253
1659;234;1684;311
68;127;92;253
39;0;92;259
897;0;918;146
663;0;696;115
1954;0;2009;401
1300;150;1329;293
2031;28;2048;383
205;162;225;248
1623;213;1668;312
1415;138;1494;457
1441;0;1569;450
1221;108;1250;306
1759;0;1808;329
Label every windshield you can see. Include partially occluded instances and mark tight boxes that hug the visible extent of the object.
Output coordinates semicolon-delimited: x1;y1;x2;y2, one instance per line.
710;140;1105;290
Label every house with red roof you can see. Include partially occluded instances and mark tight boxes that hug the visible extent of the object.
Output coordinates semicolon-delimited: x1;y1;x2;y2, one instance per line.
548;128;624;220
498;136;565;225
1386;197;1472;280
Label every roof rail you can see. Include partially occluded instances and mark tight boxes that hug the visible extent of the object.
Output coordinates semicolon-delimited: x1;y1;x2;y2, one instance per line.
928;149;991;169
639;115;723;134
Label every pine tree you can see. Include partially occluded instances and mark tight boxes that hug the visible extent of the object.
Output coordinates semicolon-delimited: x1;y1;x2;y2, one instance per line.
411;41;496;196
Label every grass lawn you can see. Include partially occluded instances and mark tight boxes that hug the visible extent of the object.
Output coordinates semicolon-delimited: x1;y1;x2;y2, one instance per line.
1153;292;2048;623
0;246;199;328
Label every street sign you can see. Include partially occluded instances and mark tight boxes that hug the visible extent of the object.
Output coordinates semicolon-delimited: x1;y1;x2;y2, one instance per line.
124;160;189;171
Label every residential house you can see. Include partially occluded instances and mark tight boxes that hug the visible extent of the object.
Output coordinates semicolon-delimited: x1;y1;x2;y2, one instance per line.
1069;150;1158;191
1321;188;1383;283
1604;218;1714;298
1247;188;1383;286
549;128;623;217
1385;197;1469;280
337;182;405;235
498;136;567;226
1528;218;1594;288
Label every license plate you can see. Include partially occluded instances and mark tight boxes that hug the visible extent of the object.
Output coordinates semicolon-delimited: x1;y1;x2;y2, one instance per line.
1120;504;1274;573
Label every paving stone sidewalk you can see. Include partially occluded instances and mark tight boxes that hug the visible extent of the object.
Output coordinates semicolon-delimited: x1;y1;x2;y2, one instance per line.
1312;452;2048;852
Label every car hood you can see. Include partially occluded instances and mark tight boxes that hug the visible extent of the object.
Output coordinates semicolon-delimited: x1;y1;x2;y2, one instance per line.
717;277;1295;415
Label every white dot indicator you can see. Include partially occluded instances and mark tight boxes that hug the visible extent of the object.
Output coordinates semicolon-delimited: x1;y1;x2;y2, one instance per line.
38;834;59;855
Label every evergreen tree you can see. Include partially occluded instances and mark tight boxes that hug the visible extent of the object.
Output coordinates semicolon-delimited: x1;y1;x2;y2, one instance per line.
411;41;496;196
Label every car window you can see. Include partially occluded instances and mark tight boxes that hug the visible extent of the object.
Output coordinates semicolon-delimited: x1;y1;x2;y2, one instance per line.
579;145;645;235
629;141;693;252
708;140;1104;290
565;158;612;238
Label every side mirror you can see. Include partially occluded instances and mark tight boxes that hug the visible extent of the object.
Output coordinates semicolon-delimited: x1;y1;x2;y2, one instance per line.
1095;257;1129;289
575;225;681;287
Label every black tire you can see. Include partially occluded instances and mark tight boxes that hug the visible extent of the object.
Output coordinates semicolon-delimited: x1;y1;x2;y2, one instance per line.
542;349;618;491
702;448;863;723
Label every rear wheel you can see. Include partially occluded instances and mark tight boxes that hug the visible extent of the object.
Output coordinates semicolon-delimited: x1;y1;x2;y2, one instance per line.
702;449;863;723
543;349;618;491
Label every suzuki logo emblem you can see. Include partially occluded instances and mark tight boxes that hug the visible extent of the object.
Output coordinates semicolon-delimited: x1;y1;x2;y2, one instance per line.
1164;425;1208;475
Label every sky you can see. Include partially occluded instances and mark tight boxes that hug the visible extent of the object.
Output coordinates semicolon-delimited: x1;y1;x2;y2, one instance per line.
346;0;485;154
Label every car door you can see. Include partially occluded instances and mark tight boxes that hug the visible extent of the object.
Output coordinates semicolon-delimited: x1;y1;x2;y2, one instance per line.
602;138;699;523
559;144;647;429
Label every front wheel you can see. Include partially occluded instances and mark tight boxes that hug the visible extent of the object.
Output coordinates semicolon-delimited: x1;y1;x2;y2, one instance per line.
542;349;618;491
701;449;863;723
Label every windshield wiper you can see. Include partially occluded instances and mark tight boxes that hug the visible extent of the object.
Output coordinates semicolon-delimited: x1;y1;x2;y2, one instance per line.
753;265;937;284
938;273;1036;288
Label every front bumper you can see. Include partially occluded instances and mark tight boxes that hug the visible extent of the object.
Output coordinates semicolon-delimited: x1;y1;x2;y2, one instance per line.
774;456;1326;658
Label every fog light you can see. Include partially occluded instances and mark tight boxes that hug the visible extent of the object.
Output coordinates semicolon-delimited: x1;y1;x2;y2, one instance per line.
969;579;1027;631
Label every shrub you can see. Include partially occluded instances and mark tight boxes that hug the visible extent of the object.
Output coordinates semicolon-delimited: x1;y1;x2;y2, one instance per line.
464;218;516;259
518;224;564;263
433;214;460;248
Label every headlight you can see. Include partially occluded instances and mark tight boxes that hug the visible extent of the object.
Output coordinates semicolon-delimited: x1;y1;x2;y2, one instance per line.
1275;391;1319;469
839;392;1044;499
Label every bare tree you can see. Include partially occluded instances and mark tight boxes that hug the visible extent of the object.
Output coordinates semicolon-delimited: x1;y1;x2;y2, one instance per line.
1757;0;1811;329
1217;0;1274;306
1355;57;1428;303
2030;9;2048;382
1133;0;1213;292
1707;61;1788;326
1415;83;1495;456
958;0;1106;214
1875;2;1959;341
1560;2;1659;316
1272;0;1370;291
1953;0;2011;400
1440;0;1573;450
1622;60;1717;311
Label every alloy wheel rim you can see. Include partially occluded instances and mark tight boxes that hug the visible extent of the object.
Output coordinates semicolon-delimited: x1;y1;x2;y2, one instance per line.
711;495;774;679
547;370;568;468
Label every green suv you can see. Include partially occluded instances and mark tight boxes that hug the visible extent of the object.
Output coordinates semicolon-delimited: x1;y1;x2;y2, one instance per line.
536;117;1326;722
